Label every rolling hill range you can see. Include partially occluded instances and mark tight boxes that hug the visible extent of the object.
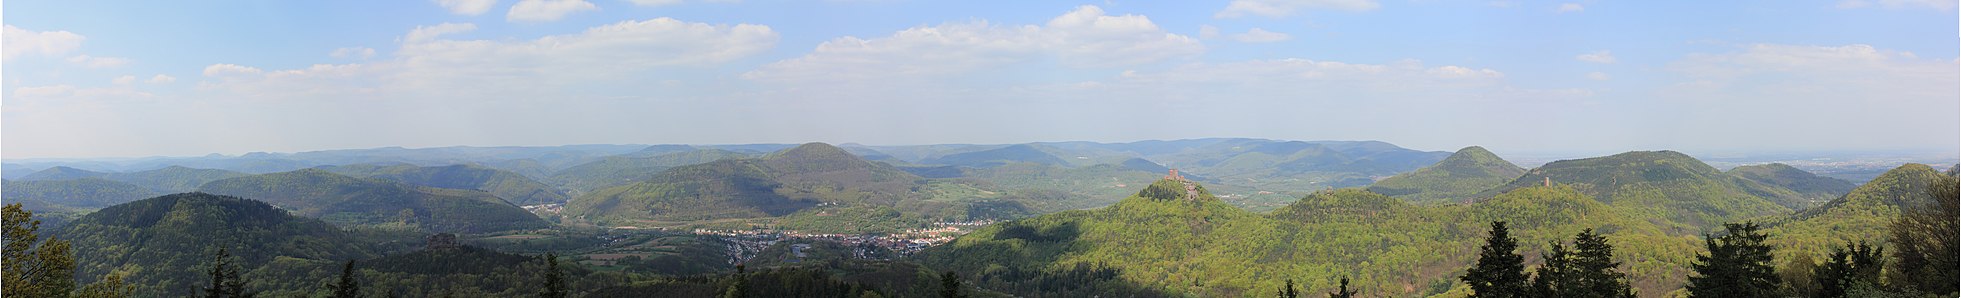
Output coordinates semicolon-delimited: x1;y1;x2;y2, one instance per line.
320;163;571;205
919;178;1708;297
920;144;1073;168
2;178;163;212
1764;163;1950;261
1475;150;1803;232
1366;146;1526;204
564;143;926;226
55;193;376;296
547;149;752;195
196;169;549;233
1727;163;1858;205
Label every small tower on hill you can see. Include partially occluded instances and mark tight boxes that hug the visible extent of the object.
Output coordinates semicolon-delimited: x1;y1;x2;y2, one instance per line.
1166;169;1186;181
1543;176;1552;187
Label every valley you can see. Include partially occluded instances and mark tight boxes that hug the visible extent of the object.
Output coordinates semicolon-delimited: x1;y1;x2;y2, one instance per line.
3;139;1955;297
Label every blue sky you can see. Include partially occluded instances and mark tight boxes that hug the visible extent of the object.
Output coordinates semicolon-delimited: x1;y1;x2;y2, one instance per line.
4;0;1956;158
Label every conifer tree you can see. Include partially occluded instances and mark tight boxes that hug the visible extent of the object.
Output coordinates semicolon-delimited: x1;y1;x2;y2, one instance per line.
1686;222;1778;298
1278;279;1297;298
202;248;251;298
1529;242;1576;297
539;252;566;298
1462;221;1528;298
1813;241;1884;298
940;271;966;298
1570;229;1635;298
328;260;361;298
1327;277;1356;298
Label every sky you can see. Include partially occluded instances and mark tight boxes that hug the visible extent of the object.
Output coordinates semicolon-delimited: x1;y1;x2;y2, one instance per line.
3;0;1957;159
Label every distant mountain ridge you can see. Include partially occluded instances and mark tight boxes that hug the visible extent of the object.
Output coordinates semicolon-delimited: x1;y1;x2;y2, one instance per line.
197;169;549;233
1727;163;1857;205
1477;150;1801;231
1367;146;1525;203
321;163;571;205
565;143;923;225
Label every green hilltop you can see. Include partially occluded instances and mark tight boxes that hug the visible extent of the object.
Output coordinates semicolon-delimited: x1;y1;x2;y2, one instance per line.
918;178;1707;297
565;143;927;228
1367;146;1526;204
1727;163;1857;206
547;149;751;196
322;163;571;206
197;169;549;233
17;166;109;181
1475;150;1800;232
1765;163;1947;262
55;193;375;296
3;178;163;213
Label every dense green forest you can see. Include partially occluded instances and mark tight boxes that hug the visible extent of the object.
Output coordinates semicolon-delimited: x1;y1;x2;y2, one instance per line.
197;169;549;233
1366;146;1526;204
7;142;1955;298
322;163;572;206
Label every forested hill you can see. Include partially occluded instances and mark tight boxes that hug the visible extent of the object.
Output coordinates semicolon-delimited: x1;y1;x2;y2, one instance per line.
547;148;751;195
1475;150;1801;231
918;178;1706;297
1727;163;1858;205
196;169;549;233
1765;163;1948;261
319;163;570;205
564;142;925;226
1366;146;1525;204
56;193;375;296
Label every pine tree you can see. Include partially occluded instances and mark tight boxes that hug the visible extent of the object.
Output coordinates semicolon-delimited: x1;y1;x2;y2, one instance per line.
328;260;361;298
1529;242;1576;297
3;203;76;297
539;252;566;298
1888;173;1958;295
1813;241;1885;298
202;248;251;298
1686;222;1779;298
1278;279;1297;298
1462;221;1529;298
1327;277;1356;298
1570;229;1635;298
940;271;966;298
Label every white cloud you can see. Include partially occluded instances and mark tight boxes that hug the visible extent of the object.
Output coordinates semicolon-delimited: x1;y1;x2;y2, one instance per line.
202;64;264;77
112;75;137;85
1199;25;1220;39
405;23;478;43
201;18;777;100
66;55;132;68
1658;43;1958;148
3;25;87;61
507;0;598;22
745;5;1201;83
629;0;683;6
1231;28;1291;43
433;0;498;15
1575;50;1616;63
148;74;177;84
1556;3;1583;13
1586;71;1611;80
331;47;377;59
11;84;154;101
1837;0;1956;10
1215;0;1379;18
